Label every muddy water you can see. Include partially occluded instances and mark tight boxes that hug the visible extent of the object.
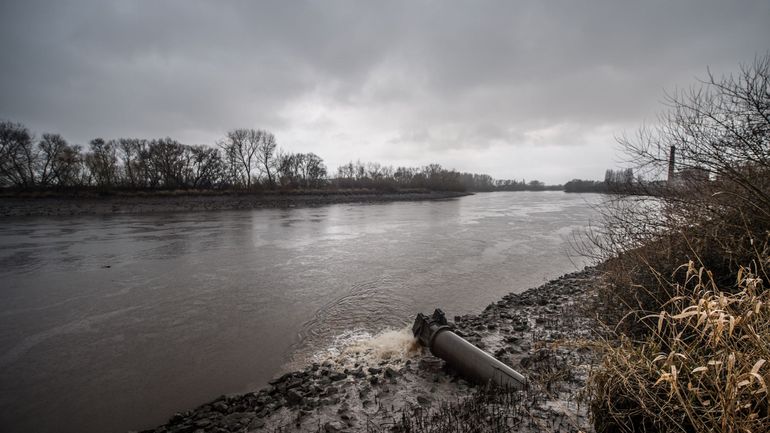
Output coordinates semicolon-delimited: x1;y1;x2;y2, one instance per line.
0;191;603;433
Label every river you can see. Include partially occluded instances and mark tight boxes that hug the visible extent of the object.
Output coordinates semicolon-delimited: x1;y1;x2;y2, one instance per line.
0;191;603;433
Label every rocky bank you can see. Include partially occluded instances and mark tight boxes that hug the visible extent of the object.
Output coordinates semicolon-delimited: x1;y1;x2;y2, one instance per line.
140;268;602;433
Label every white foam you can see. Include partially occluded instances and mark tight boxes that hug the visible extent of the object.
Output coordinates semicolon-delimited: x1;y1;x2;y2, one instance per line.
314;326;420;368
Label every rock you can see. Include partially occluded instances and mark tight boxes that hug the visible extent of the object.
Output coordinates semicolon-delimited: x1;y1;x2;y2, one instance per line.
329;371;347;381
384;367;399;378
324;421;345;432
285;389;303;405
367;367;382;375
193;418;212;428
212;401;228;413
268;373;290;385
416;395;431;406
248;418;265;429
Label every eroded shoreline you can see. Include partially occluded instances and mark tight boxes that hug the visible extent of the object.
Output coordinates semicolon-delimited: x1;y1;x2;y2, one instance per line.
0;191;470;217
141;267;602;433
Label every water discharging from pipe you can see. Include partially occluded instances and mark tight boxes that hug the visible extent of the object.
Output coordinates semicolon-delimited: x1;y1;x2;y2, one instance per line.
313;326;421;369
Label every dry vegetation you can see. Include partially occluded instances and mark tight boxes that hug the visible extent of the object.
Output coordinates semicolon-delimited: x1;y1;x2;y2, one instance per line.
587;264;769;432
583;55;770;432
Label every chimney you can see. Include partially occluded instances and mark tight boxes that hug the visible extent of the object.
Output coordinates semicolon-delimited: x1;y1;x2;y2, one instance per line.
668;145;675;182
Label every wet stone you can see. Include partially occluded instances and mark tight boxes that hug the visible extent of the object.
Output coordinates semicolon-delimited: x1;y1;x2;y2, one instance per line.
285;389;303;405
193;418;211;428
324;421;344;432
212;401;228;413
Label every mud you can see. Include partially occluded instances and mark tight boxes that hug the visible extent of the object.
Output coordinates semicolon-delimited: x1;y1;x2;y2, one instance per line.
140;267;602;433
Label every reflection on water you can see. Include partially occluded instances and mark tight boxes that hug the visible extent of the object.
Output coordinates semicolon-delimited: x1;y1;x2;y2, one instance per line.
0;191;603;433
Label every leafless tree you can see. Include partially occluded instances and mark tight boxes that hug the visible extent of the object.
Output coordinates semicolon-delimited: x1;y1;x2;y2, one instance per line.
219;129;262;189
256;131;277;187
185;145;223;189
580;54;770;336
37;133;71;187
84;138;119;188
0;121;38;187
116;138;148;188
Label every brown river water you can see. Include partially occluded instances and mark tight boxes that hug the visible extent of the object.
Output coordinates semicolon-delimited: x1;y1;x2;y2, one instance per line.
0;191;603;433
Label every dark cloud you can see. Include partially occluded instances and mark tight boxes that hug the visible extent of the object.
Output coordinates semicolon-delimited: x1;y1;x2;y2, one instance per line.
1;0;768;182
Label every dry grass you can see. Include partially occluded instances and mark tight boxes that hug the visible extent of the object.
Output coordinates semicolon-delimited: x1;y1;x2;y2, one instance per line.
586;263;769;433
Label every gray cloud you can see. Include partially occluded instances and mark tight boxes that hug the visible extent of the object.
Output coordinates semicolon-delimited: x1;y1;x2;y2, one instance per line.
1;0;768;183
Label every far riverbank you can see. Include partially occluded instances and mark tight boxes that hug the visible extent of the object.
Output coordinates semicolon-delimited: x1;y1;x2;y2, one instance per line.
0;190;470;217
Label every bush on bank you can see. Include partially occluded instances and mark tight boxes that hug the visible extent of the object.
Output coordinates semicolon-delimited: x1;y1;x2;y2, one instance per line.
585;55;770;432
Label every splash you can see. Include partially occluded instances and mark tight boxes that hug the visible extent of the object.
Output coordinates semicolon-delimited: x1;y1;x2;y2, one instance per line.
314;326;421;368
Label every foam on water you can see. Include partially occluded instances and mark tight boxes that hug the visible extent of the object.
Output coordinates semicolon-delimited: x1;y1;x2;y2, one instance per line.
314;326;421;368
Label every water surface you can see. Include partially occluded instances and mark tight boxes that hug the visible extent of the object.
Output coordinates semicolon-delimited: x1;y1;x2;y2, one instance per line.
0;191;602;433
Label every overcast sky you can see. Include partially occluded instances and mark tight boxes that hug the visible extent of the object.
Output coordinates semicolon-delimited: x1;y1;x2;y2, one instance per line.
1;1;768;183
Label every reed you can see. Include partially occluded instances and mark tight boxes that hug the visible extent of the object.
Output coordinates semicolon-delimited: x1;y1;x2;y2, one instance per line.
587;264;769;433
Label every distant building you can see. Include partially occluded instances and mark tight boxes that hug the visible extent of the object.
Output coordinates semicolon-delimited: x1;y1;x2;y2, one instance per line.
667;145;711;188
668;145;676;183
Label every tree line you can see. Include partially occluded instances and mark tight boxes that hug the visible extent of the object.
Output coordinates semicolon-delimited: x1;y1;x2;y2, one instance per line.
0;121;564;194
564;168;660;194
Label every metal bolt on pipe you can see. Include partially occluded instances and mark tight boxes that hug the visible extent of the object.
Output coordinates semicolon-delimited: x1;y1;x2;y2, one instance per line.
412;309;527;390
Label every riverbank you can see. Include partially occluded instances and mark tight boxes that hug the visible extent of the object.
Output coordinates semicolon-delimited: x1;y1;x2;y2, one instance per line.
0;190;470;217
141;267;602;433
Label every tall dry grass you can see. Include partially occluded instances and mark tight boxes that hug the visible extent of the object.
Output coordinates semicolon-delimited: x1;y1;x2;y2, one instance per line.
587;263;769;433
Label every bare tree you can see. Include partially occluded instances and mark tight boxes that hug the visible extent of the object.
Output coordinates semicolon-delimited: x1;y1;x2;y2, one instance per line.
117;138;148;188
84;138;119;188
38;133;69;187
219;129;262;189
147;138;185;189
303;153;327;188
185;145;223;189
580;54;770;336
0;121;38;188
256;131;277;187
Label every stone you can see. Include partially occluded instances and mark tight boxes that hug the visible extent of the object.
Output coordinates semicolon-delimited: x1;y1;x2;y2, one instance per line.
193;418;212;428
248;418;265;429
212;401;228;413
324;421;344;432
329;372;347;381
285;389;303;405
